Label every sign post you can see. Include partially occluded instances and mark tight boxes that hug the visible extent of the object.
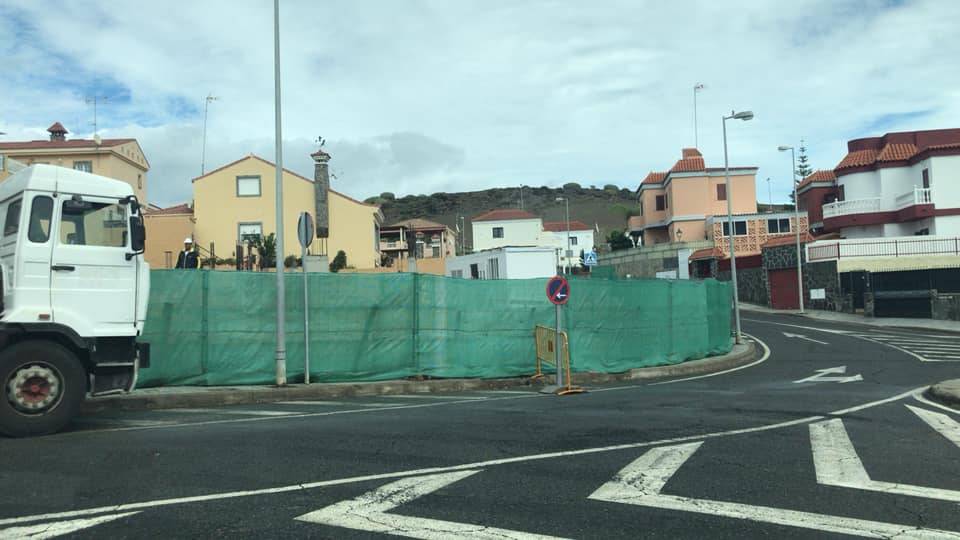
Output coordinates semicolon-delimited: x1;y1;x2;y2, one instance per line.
297;212;314;384
546;275;570;390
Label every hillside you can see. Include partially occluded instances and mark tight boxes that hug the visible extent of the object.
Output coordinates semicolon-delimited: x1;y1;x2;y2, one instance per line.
371;184;638;250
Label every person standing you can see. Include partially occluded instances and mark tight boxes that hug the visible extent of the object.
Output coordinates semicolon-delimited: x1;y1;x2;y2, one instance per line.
175;237;200;269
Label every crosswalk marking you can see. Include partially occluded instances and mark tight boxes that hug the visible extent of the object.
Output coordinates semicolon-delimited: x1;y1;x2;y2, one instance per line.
166;408;296;417
854;333;960;361
810;417;960;503
380;395;489;401
590;442;960;539
907;405;960;448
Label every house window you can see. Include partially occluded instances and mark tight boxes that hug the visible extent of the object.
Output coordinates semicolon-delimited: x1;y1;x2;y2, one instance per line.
922;168;930;189
838;185;845;201
238;222;263;243
492;227;504;238
716;184;727;201
415;241;425;258
432;245;441;258
655;195;666;211
915;228;930;236
487;258;500;279
569;236;578;246
236;175;262;197
451;270;463;278
722;220;748;237
138;174;143;189
469;263;480;279
73;161;92;173
767;218;791;234
4;199;22;237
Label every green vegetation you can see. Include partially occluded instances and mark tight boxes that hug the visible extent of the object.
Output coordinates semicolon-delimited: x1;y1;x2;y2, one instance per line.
606;229;633;251
329;250;348;273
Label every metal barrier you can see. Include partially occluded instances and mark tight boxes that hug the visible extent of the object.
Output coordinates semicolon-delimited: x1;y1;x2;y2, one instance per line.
533;325;583;395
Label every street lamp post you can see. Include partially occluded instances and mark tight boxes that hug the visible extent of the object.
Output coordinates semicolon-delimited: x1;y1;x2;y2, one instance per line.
722;110;753;345
272;0;287;386
556;196;571;274
201;93;219;175
778;145;805;314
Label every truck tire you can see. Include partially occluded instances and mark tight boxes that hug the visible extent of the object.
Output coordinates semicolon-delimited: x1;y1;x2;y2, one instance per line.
0;341;86;437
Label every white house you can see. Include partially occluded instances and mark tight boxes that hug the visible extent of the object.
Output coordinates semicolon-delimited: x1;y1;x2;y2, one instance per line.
471;209;543;251
816;128;960;238
446;247;557;279
541;220;595;271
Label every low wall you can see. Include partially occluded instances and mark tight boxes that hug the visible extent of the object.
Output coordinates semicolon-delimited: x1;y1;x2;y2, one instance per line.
597;240;712;279
138;271;732;386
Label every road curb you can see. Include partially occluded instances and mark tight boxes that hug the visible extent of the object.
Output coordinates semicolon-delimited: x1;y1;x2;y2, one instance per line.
82;342;757;413
926;379;960;411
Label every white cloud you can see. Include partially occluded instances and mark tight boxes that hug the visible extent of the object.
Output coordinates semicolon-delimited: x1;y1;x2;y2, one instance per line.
1;0;959;207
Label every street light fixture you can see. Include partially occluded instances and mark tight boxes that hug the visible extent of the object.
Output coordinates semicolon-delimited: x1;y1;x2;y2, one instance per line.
555;196;571;274
722;110;753;345
778;145;805;314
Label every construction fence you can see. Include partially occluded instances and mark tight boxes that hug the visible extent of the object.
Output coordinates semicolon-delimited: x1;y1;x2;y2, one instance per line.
138;271;732;387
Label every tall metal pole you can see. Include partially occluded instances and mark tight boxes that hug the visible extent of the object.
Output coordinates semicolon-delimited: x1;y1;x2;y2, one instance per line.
693;83;704;148
273;0;287;386
555;302;563;388
722;114;742;344
302;242;310;384
791;147;805;313
766;177;772;209
201;94;218;175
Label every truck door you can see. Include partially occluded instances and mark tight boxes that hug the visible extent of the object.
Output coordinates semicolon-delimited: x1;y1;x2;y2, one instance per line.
50;197;136;337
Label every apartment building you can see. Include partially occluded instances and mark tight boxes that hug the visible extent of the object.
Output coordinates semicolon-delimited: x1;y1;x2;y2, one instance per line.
630;148;757;246
379;218;457;275
471;209;543;251
797;128;960;238
0;122;149;202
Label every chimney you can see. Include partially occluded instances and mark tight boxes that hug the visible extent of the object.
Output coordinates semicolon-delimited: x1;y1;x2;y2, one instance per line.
47;122;68;142
311;147;331;238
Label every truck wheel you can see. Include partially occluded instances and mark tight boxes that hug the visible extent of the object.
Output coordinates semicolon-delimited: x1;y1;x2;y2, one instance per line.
0;341;86;437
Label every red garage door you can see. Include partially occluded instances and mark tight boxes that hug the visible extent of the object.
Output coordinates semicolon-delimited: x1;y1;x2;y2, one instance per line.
769;268;800;310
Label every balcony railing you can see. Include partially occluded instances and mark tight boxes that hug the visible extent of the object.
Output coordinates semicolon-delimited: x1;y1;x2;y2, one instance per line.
808;236;960;262
379;240;407;250
895;187;932;209
822;197;880;219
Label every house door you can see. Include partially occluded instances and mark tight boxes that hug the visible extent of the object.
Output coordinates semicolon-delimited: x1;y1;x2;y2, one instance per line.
769;268;800;310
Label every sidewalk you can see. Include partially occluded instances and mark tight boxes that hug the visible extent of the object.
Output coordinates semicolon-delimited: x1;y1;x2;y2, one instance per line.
928;380;960;410
739;302;960;334
82;342;755;413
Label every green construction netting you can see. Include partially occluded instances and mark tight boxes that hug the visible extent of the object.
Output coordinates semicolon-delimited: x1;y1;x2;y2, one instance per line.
138;271;732;387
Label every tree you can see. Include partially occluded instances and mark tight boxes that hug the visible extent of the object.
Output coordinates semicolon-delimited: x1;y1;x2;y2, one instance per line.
603;184;619;193
562;182;582;191
606;229;633;251
796;139;813;181
380;192;396;200
329;250;347;273
249;233;276;270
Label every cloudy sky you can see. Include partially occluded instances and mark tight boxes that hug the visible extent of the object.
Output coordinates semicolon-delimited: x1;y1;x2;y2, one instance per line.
2;0;958;207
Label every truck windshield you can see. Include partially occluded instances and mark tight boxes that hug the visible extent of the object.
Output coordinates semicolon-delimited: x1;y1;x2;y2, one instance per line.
59;201;128;248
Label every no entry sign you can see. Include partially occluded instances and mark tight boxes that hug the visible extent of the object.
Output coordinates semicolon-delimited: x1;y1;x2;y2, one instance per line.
546;275;570;305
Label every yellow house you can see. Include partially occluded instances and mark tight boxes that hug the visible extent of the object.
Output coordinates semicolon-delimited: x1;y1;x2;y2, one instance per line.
143;203;195;268
0;122;149;203
186;153;383;268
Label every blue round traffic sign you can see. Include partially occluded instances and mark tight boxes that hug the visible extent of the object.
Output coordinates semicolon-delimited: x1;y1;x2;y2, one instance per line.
546;275;570;305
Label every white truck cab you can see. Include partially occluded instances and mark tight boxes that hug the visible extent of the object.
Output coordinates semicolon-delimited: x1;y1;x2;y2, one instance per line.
0;164;149;437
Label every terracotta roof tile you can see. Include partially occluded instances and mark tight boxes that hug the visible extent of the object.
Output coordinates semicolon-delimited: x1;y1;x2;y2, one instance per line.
797;169;837;189
144;203;192;216
835;149;879;170
0;138;136;151
689;247;723;261
642;171;667;185
47;122;67;133
762;232;816;248
472;209;539;222
669;156;706;173
543;220;592;232
877;143;918;161
387;218;448;230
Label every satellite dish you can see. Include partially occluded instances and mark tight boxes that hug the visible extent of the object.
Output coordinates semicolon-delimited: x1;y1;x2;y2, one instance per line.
93;134;102;146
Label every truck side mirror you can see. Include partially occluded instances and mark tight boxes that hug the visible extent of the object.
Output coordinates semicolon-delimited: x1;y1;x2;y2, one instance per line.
129;215;146;256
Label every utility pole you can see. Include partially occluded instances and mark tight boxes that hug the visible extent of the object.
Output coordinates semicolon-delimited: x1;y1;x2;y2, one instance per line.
519;185;524;210
273;0;287;386
85;96;109;137
693;83;705;148
201;94;219;175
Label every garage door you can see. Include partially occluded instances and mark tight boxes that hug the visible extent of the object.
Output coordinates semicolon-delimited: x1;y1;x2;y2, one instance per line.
769;268;800;310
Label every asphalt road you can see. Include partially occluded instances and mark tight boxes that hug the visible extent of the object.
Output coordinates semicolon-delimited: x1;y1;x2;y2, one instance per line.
2;312;959;539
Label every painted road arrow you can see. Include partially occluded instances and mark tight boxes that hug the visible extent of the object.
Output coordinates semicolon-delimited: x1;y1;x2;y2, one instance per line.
0;511;139;539
782;332;829;345
295;469;567;539
588;443;960;539
793;365;863;384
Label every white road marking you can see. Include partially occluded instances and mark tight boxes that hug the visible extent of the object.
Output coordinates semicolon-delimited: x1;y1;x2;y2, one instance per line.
0;414;825;528
590;443;960;539
476;390;536;395
645;333;770;387
296;470;565;539
0;511;140;539
907;405;960;448
810;418;960;503
165;408;296;417
274;401;394;408
380;395;489;401
741;319;849;334
828;388;922;416
793;366;862;385
782;332;829;345
76;419;180;428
